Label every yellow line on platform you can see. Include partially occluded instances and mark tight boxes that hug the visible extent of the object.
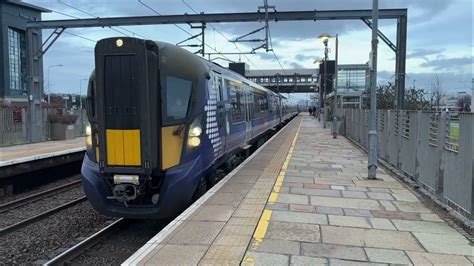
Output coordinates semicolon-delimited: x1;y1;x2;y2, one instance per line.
249;118;302;254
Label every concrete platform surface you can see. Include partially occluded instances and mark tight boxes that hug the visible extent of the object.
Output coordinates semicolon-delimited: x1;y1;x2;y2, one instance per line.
124;115;473;265
0;137;85;167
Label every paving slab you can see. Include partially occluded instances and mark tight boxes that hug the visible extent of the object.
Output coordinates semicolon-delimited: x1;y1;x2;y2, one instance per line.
369;218;396;230
310;196;381;210
249;239;300;255
290;255;328;265
141;244;208;265
328;215;372;228
242;252;289;265
265;220;321;242
301;242;367;261
364;247;411;264
391;219;460;235
321;225;425;251
315;206;344;215
406;251;473;265
412;232;474;256
271;210;328;225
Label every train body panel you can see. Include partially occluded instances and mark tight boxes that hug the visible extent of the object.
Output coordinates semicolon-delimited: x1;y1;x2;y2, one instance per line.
82;37;298;219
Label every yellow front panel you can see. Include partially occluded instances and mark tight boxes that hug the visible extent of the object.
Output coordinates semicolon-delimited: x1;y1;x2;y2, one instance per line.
114;130;125;165
106;130;116;165
161;126;184;169
123;130;141;166
106;129;141;166
132;130;141;165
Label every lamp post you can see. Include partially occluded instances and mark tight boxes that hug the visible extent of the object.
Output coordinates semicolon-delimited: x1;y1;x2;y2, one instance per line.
368;0;379;179
313;59;323;121
47;64;63;104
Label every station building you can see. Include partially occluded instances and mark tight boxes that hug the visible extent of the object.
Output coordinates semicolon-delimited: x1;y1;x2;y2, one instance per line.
0;0;50;105
332;63;370;109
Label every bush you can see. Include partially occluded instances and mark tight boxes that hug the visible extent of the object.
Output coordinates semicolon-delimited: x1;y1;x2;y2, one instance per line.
48;113;78;125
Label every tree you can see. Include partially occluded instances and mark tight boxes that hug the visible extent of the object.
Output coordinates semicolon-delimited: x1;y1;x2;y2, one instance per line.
376;82;395;109
430;72;446;111
364;82;430;110
404;88;430;110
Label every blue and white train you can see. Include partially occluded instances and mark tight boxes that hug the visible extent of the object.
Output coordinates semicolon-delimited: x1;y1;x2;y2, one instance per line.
82;37;298;219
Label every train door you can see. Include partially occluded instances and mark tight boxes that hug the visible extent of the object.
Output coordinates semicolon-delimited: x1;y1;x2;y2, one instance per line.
212;71;227;156
243;83;252;143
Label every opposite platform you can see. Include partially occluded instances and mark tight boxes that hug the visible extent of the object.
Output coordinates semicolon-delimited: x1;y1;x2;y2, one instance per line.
0;137;85;167
125;115;473;265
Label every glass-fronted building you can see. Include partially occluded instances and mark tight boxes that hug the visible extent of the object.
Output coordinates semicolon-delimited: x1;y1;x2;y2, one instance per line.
1;0;50;104
325;64;369;109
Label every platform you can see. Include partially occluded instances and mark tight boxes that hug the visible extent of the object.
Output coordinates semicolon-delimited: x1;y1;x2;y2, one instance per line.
124;115;473;265
0;137;85;167
0;138;86;180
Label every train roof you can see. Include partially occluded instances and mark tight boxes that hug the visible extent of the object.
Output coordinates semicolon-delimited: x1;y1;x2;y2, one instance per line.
155;41;279;97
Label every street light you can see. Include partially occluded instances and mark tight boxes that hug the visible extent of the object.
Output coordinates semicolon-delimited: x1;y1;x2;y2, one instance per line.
317;33;339;137
47;64;63;104
317;33;332;129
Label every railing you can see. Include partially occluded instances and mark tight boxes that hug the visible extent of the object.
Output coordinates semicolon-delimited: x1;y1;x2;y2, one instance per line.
0;107;87;146
0;108;27;146
343;109;473;220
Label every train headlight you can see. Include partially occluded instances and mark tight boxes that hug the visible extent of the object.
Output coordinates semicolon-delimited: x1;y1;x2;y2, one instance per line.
187;117;203;149
189;126;202;137
188;136;201;147
85;123;95;161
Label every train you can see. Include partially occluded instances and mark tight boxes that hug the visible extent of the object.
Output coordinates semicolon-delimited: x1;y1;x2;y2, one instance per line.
82;37;298;219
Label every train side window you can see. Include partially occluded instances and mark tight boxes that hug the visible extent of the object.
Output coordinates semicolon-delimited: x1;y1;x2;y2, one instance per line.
227;79;244;124
163;75;192;124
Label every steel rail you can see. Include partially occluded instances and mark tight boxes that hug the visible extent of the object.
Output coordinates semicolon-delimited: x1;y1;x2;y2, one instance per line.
44;218;127;266
0;180;82;212
0;196;87;236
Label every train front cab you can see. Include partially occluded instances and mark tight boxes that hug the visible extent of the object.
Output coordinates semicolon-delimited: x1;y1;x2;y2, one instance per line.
82;38;211;219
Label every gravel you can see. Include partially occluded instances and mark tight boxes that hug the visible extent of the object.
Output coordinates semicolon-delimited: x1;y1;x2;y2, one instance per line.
0;174;81;205
0;201;113;264
71;219;169;265
0;185;85;228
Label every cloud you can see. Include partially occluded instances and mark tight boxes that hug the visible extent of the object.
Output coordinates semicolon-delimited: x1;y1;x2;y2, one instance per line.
407;48;444;61
295;54;315;61
377;70;472;93
420;56;473;71
290;62;304;69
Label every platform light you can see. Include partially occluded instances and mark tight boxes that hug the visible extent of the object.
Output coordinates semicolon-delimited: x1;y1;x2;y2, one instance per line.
318;33;332;45
116;38;123;47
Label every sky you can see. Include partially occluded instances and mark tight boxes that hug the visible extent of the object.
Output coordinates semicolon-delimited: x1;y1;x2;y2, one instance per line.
23;0;473;100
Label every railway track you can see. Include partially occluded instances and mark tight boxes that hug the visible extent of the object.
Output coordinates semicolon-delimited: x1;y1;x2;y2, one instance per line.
0;179;82;212
0;180;86;236
45;218;127;265
44;218;167;265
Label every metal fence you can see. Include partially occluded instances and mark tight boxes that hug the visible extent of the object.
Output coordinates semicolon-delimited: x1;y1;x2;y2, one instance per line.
344;109;473;220
0;107;87;146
